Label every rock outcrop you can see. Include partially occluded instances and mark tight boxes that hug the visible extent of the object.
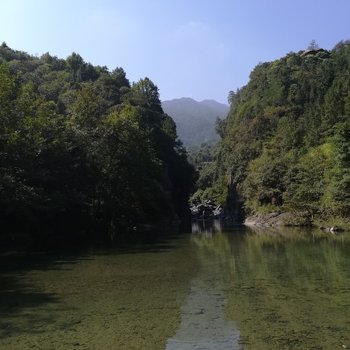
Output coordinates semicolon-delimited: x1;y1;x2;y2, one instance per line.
244;212;312;227
191;201;223;221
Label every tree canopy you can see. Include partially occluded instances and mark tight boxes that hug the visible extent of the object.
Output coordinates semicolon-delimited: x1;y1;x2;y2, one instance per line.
202;40;350;222
0;44;195;243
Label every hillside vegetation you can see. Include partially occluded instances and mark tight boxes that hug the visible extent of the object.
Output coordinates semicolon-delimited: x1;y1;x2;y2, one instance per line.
201;41;350;225
0;43;195;242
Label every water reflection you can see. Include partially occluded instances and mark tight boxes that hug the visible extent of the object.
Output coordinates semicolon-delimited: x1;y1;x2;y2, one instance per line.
226;228;350;349
187;223;350;349
191;219;223;235
167;228;241;349
1;225;350;349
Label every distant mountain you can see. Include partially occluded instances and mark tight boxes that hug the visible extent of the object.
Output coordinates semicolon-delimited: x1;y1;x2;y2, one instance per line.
162;98;229;148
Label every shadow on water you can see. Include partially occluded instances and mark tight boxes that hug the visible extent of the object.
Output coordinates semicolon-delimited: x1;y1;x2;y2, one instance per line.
3;221;350;349
88;230;190;256
0;230;189;342
0;252;95;340
0;251;96;339
0;230;199;350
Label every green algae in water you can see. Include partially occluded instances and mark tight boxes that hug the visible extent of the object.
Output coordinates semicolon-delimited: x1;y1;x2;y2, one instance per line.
166;233;241;349
1;227;350;350
0;235;199;350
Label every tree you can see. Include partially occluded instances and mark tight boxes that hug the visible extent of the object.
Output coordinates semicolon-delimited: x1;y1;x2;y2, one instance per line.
66;52;85;82
307;40;320;51
0;44;195;242
204;39;350;223
130;77;162;112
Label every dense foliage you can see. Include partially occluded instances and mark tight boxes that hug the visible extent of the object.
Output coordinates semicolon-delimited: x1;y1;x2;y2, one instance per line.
0;43;195;241
206;41;350;222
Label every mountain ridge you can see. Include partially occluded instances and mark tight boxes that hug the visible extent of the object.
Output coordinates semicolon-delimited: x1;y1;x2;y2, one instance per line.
162;97;229;148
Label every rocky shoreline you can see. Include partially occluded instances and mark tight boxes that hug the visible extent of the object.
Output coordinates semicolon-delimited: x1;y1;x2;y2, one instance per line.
190;201;349;233
244;212;346;232
244;212;311;227
190;200;223;221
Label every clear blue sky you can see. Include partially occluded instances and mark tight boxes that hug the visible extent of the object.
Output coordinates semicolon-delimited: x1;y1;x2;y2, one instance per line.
1;0;349;103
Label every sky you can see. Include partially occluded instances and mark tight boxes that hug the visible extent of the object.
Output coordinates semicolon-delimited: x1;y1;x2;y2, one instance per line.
1;0;350;104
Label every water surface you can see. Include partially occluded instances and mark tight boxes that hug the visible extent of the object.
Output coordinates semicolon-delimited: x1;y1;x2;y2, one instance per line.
1;225;350;349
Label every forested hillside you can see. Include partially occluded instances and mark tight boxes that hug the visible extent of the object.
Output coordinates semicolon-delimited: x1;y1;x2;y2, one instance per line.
162;98;229;148
200;41;350;224
0;43;195;242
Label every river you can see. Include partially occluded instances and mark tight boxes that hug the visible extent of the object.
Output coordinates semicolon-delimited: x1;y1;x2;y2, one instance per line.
0;222;349;349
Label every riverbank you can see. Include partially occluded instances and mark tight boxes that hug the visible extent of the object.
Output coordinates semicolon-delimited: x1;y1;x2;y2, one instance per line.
244;211;350;232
